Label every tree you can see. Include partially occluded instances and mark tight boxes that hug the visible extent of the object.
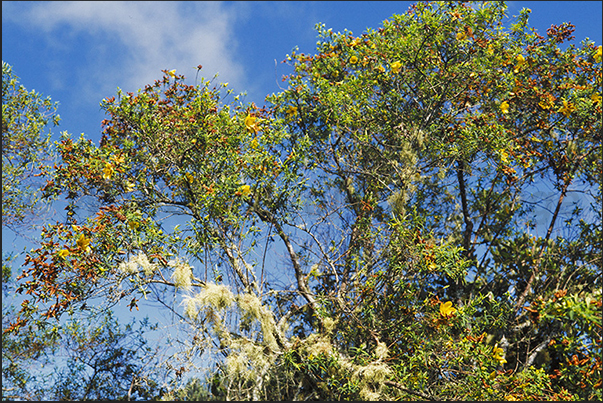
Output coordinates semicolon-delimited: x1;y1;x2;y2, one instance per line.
1;63;166;402
2;60;61;296
2;308;164;401
2;61;60;230
6;2;601;400
2;61;62;400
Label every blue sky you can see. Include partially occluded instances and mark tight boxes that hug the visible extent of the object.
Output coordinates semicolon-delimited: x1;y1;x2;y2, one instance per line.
2;1;602;149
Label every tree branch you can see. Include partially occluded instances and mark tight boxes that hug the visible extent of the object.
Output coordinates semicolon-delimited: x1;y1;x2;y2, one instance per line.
251;203;317;311
514;181;569;315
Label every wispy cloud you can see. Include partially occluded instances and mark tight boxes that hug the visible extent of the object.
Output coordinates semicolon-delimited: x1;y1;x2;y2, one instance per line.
4;1;244;100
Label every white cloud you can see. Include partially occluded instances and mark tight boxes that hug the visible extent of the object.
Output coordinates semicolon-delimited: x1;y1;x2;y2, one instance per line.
6;1;244;99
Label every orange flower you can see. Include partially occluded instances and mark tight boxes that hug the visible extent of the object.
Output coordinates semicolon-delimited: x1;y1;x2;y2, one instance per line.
538;93;555;110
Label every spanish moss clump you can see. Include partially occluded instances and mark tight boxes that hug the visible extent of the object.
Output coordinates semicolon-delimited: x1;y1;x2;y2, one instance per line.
117;252;157;276
353;361;393;400
374;341;388;361
237;292;279;352
169;257;193;290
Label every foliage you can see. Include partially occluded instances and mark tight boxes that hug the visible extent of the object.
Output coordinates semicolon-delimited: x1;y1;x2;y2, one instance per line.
2;61;60;230
48;312;163;401
4;2;602;401
2;308;163;401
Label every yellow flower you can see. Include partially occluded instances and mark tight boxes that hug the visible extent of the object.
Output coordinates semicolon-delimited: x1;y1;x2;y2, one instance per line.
349;55;358;64
558;99;576;117
492;344;507;364
76;234;91;252
244;114;258;134
102;163;114;180
376;64;385;73
594;45;602;63
391;61;402;74
514;54;526;73
58;249;71;259
487;44;494;55
591;92;602;106
456;31;467;41
236;184;251;197
167;69;176;78
286;105;298;118
500;101;510;114
439;301;456;318
128;221;140;230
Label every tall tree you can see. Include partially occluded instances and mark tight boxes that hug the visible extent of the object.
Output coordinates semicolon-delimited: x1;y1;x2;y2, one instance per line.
6;2;601;400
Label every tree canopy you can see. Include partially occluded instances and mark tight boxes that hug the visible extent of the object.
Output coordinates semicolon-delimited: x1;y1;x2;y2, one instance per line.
3;2;602;400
